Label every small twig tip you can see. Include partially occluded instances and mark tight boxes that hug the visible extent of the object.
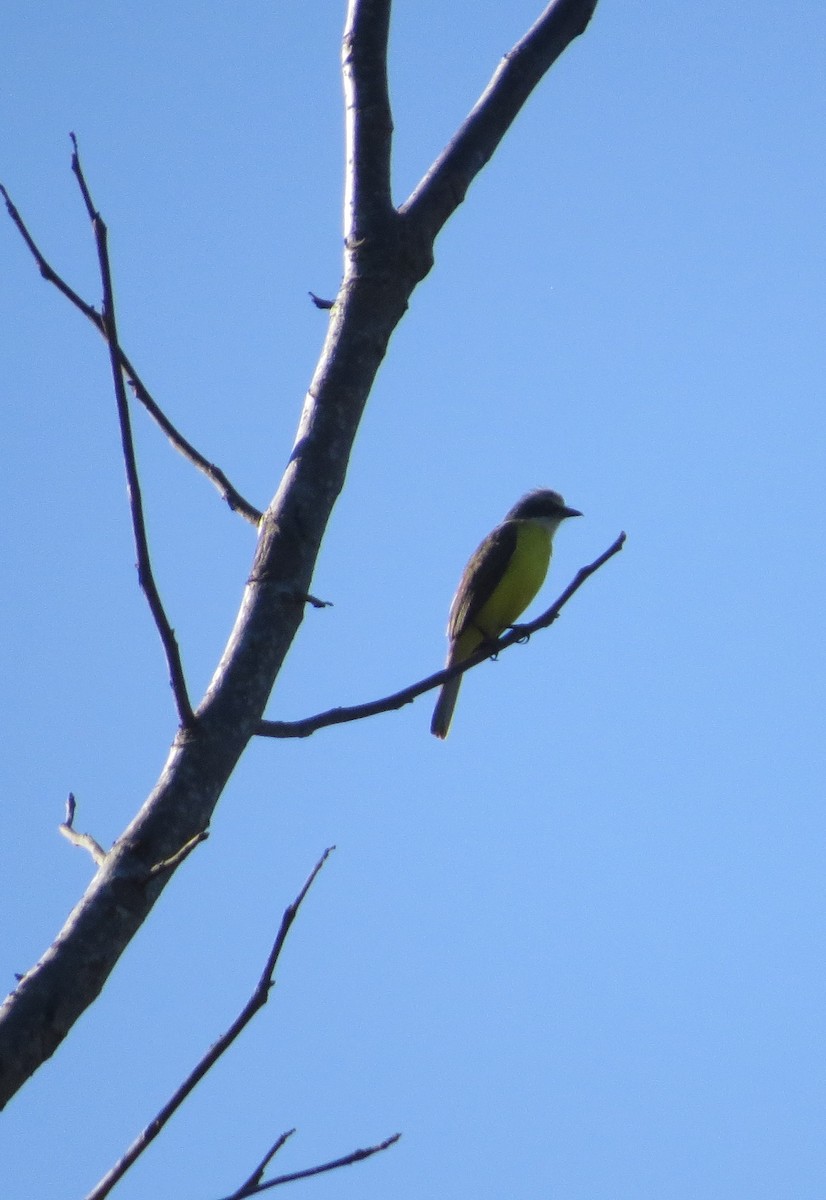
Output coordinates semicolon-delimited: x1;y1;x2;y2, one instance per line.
308;291;335;310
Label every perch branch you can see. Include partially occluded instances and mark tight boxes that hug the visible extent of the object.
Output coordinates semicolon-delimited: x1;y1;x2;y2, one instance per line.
0;182;261;524
70;135;195;730
257;532;625;738
84;849;334;1200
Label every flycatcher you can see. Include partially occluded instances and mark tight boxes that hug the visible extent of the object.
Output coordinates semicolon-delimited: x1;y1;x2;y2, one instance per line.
431;489;581;739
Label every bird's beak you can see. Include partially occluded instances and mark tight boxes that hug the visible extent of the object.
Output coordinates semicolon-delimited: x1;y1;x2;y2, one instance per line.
562;507;583;519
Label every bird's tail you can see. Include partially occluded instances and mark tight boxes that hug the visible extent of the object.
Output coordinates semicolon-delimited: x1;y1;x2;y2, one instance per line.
430;675;461;739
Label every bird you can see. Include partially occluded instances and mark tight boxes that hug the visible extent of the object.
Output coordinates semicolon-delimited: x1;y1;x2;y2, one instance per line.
430;489;581;739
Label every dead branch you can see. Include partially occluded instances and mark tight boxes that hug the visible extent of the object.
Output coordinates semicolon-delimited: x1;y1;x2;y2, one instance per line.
342;0;394;242
0;182;261;524
70;134;195;730
217;1132;402;1199
84;849;333;1200
401;0;599;236
227;1130;296;1198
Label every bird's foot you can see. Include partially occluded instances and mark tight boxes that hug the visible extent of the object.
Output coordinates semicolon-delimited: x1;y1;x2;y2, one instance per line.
507;623;532;645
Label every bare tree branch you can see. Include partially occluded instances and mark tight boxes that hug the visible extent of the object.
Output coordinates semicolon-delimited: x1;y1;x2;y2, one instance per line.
0;2;599;1108
70;135;195;730
258;531;625;738
84;850;333;1200
217;1132;402;1200
121;364;263;525
0;182;262;524
342;0;395;244
401;0;598;237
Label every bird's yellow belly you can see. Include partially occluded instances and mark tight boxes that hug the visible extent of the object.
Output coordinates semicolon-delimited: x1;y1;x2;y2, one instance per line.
466;523;552;649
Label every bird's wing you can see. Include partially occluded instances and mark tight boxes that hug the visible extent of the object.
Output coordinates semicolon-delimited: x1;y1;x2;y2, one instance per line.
447;521;518;641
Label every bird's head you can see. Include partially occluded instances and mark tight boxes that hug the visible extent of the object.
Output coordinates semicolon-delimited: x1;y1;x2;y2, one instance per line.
505;488;582;529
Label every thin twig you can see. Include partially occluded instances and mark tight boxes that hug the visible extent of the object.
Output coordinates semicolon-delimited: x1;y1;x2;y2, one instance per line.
228;1130;296;1199
70;135;195;730
147;830;209;879
122;361;262;524
293;590;332;609
308;292;335;310
58;792;106;867
217;1132;402;1200
257;531;626;738
58;827;107;866
0;182;261;524
84;848;334;1200
1;182;99;316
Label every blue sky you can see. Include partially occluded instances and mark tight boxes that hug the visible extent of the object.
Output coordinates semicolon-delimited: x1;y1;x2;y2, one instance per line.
2;3;825;1198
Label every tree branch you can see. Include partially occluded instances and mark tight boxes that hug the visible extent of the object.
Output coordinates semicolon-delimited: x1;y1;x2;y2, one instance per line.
342;0;395;245
0;181;262;524
70;135;195;730
84;849;333;1200
401;0;599;238
122;363;263;525
258;532;625;738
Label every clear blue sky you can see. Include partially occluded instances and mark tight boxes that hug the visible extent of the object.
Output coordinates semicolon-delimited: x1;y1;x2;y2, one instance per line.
3;3;825;1198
